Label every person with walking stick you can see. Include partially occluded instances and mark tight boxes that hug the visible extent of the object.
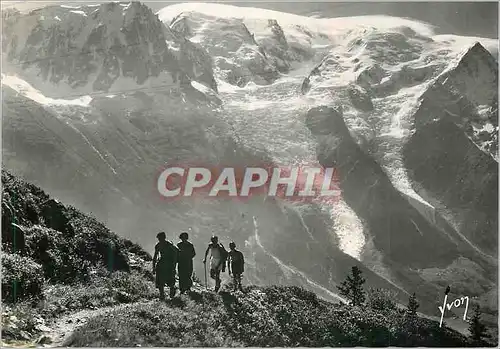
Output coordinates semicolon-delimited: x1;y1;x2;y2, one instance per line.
203;236;228;293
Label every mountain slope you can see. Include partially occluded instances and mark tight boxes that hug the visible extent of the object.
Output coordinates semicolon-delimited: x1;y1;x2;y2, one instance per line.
1;170;476;348
1;168;154;345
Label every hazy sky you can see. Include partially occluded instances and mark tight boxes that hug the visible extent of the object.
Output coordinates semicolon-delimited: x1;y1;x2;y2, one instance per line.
2;1;498;38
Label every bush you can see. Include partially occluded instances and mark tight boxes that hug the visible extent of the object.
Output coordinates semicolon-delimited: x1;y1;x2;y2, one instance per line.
24;226;92;283
65;297;233;347
122;239;152;262
41;270;157;319
65;207;130;272
366;287;398;312
1;302;45;341
2;253;44;303
108;271;157;302
222;288;284;346
2;170;143;282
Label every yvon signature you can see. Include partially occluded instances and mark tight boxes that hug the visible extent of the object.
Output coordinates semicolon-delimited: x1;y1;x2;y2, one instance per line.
438;286;469;327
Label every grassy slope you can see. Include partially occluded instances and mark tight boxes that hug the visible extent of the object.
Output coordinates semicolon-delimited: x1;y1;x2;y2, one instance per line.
67;285;469;347
0;170;482;347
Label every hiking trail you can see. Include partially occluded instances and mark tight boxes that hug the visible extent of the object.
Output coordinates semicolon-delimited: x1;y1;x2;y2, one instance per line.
47;300;155;347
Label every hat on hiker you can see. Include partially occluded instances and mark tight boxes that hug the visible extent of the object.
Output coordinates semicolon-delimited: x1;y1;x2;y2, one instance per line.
211;235;218;243
157;232;166;240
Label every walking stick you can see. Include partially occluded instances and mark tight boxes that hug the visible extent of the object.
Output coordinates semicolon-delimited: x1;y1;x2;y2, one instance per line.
204;261;208;289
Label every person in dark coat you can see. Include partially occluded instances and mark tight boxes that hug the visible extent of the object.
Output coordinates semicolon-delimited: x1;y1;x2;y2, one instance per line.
177;232;196;294
153;232;179;300
227;241;244;292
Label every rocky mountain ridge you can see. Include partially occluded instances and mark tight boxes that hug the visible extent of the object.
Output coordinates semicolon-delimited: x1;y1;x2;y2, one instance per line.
2;2;217;96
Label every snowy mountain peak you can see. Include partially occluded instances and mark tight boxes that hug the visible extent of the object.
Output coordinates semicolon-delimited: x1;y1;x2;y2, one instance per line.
439;41;498;107
459;41;497;64
2;1;216;96
159;5;324;87
425;41;499;158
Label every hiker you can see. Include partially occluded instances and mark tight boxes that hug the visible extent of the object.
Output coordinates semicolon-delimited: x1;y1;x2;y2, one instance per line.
152;232;179;300
177;231;196;294
203;235;228;292
227;241;245;292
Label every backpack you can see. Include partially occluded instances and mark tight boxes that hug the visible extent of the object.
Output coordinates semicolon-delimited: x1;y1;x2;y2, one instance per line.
157;240;178;265
232;250;244;265
218;243;228;262
217;243;228;272
230;250;244;273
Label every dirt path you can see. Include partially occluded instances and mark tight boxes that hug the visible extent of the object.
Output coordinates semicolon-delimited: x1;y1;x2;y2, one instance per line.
47;300;155;347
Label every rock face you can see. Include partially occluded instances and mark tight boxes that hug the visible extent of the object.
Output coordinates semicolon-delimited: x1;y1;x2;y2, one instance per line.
402;42;498;256
441;42;498;107
413;42;498;158
1;2;217;95
403;118;498;256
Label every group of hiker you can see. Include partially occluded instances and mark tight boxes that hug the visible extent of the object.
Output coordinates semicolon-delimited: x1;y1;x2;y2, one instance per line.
152;232;245;300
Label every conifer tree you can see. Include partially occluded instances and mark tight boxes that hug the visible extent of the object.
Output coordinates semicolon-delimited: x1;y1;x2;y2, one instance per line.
405;292;420;332
407;292;419;317
468;304;487;345
337;266;365;306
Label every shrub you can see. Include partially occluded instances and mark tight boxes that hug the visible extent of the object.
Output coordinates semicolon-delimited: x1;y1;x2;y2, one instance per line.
1;302;45;341
24;226;91;283
2;253;44;303
41;270;157;319
65;208;130;272
2;170;139;279
108;271;157;302
366;288;397;312
65;298;234;347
